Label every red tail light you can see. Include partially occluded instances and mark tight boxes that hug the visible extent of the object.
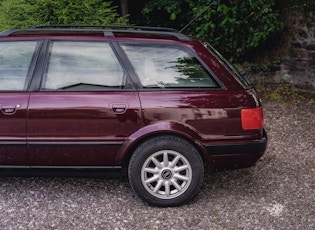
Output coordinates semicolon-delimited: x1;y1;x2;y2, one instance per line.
241;107;264;130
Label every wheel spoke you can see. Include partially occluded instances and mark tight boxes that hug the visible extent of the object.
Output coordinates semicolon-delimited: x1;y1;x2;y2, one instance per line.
163;152;169;167
143;167;159;174
151;156;163;169
171;179;182;191
153;179;163;193
144;175;159;184
169;155;180;168
174;164;189;173
174;173;190;181
164;181;170;196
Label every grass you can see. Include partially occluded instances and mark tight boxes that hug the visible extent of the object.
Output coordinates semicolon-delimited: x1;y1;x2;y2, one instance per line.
255;82;315;104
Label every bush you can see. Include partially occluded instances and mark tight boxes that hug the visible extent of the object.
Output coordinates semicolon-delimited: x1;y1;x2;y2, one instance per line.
0;0;126;31
142;0;284;62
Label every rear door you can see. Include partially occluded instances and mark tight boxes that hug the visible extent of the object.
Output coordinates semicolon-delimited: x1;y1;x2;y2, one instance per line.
28;40;142;167
0;40;40;166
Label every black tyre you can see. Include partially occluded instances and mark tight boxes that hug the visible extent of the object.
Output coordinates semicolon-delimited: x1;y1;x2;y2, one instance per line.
128;135;204;207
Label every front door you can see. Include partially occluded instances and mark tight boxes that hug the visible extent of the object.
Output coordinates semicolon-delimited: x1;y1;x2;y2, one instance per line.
28;41;141;167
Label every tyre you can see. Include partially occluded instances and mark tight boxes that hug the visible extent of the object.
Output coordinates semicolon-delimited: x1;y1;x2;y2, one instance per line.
128;135;204;207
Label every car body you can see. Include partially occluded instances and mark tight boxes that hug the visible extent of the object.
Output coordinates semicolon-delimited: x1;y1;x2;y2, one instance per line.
0;25;267;206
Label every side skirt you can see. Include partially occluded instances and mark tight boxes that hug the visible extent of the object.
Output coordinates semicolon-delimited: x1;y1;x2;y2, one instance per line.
0;165;123;178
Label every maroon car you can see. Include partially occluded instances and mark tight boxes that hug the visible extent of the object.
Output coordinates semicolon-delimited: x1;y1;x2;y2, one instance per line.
0;25;267;206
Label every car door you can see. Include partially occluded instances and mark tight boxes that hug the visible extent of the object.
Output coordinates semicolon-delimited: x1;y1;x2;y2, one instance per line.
0;40;40;166
27;40;142;167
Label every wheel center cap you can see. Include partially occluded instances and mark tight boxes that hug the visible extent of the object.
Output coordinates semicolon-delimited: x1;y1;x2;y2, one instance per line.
161;169;172;179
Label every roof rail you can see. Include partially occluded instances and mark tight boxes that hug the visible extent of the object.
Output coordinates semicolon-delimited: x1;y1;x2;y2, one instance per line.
32;24;180;33
0;29;21;37
0;25;191;41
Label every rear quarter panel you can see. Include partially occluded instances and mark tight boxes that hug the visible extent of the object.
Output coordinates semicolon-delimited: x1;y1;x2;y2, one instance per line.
138;90;261;140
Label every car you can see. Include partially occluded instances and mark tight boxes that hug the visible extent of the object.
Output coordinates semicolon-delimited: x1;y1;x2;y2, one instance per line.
0;25;267;207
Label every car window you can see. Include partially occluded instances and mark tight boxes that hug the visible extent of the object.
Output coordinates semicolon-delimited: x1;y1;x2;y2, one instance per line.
42;41;125;91
0;41;39;91
120;43;219;88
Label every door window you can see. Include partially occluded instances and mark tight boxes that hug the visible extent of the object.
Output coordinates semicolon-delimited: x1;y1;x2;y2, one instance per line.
0;41;39;91
42;41;125;91
120;43;219;88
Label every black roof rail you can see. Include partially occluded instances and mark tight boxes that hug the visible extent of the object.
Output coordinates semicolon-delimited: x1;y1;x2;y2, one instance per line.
0;29;21;37
32;24;180;33
0;25;191;41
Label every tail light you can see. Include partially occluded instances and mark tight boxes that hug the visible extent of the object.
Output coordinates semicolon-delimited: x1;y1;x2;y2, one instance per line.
241;107;264;130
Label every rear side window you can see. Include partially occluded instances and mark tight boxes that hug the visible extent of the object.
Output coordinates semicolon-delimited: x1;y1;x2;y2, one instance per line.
120;43;219;88
0;41;38;91
42;41;125;91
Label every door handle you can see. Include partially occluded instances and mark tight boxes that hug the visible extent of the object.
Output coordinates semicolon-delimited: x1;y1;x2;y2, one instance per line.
1;104;20;115
110;103;128;114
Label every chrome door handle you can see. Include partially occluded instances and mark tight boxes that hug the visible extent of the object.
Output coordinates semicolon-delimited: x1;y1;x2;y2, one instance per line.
110;103;128;114
1;104;20;114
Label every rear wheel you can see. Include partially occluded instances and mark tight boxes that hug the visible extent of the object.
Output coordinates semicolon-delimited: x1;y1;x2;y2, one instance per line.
128;135;204;207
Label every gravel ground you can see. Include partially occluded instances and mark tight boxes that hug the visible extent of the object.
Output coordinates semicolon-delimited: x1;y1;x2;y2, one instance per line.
0;101;314;229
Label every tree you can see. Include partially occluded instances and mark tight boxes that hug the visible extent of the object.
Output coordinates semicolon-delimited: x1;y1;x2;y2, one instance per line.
119;0;128;17
0;0;126;31
141;0;284;62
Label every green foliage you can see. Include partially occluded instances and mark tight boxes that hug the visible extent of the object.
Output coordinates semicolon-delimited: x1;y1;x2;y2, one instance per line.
240;58;282;77
256;82;314;103
142;0;284;62
0;0;126;31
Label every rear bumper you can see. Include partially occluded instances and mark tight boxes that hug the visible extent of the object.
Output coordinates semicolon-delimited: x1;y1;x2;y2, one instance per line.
204;130;268;171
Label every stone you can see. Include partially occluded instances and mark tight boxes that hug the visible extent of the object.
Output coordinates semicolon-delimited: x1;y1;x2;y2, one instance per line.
306;42;315;50
291;48;310;60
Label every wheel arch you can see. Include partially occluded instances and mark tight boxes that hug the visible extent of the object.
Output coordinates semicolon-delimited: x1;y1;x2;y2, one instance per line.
116;122;211;174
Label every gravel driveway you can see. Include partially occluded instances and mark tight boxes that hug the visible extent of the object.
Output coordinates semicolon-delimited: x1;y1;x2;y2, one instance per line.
0;101;314;229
